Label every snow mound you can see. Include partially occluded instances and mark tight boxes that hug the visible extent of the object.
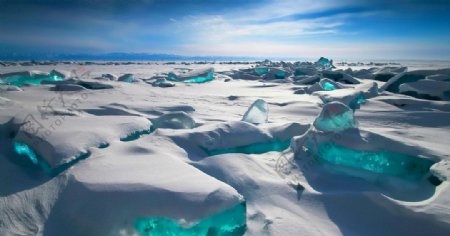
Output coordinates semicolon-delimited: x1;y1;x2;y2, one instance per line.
12;115;152;172
160;121;309;159
44;138;244;235
0;85;23;91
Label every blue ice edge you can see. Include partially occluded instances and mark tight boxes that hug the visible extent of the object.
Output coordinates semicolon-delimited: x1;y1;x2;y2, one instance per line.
13;141;91;177
205;139;291;156
120;125;154;142
134;201;246;236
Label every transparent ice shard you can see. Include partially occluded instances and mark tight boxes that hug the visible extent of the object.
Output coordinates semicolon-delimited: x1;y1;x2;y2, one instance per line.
314;102;357;132
151;112;195;129
242;99;268;124
134;201;246;236
317;142;435;181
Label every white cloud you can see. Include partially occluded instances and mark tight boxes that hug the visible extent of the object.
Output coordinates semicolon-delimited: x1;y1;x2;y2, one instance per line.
178;41;450;59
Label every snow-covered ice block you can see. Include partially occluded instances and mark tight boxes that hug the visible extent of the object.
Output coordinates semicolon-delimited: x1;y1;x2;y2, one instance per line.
315;57;334;70
12;115;152;171
168;67;215;83
426;74;450;82
263;67;290;80
160;121;309;157
44;139;245;236
118;73;138;83
315;82;378;109
381;69;450;93
135;201;246;236
254;67;270;75
152;78;175;88
0;70;64;87
399;80;450;101
321;71;360;84
294;66;317;76
77;80;114;89
320;80;338;91
293;75;320;85
293;120;438;184
307;78;343;93
313;102;357;132
242;99;268;124
151;111;196;129
101;73;118;80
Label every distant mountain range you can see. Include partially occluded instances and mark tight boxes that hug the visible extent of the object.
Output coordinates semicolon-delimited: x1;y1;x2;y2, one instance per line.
0;53;261;61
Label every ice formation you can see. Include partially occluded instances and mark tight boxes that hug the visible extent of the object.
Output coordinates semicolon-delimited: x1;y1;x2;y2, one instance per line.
152;78;175;87
293;102;439;184
318;142;435;181
207;139;290;156
315;57;334;70
426;74;450;82
120;125;154;141
118;73;137;83
315;82;378;109
151;112;196;129
1;60;450;236
12;140;90;176
242;99;268;124
135;202;246;236
0;70;64;86
168;67;215;83
313;102;357;132
14;141;38;164
77;81;114;89
254;67;270;75
321;81;337;91
321;71;360;84
399;80;450;101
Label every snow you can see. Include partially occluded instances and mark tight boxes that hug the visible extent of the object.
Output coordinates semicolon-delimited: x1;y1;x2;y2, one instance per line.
1;59;450;236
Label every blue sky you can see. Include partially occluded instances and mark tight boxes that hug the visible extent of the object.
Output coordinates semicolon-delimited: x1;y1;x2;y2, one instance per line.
0;0;449;59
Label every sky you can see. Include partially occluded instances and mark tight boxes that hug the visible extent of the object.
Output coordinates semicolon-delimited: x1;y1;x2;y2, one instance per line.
0;0;449;60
